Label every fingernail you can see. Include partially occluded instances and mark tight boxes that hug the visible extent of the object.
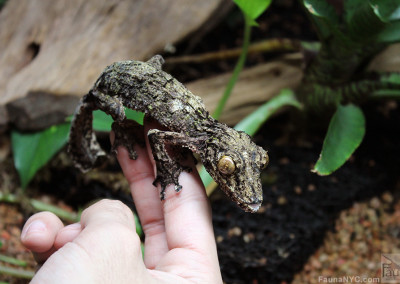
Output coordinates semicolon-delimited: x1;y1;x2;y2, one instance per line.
65;223;82;231
21;219;47;241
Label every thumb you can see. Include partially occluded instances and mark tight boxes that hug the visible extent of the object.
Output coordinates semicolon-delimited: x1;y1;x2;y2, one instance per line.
32;200;151;284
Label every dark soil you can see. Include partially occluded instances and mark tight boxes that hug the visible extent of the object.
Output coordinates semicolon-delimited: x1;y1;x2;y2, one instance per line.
211;100;400;283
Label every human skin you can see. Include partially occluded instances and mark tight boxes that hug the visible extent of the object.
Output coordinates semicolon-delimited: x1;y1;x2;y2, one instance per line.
21;120;223;284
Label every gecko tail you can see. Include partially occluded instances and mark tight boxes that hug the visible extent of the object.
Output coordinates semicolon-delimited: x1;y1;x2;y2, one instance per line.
68;92;107;172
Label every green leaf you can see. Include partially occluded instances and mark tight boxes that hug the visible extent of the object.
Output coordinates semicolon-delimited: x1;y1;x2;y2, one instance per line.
370;0;400;21
370;72;400;97
141;243;145;259
92;110;114;131
125;109;144;125
304;0;340;23
303;0;341;40
381;72;400;83
347;2;387;41
344;0;367;24
233;0;272;21
92;109;144;132
12;123;71;189
234;88;302;134
371;89;400;97
313;104;365;175
346;0;400;42
300;41;321;53
201;89;302;187
375;21;400;42
134;212;143;237
199;167;215;191
370;73;400;97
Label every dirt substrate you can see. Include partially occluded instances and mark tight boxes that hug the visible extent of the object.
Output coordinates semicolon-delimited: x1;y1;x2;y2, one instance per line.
293;193;400;284
211;101;400;283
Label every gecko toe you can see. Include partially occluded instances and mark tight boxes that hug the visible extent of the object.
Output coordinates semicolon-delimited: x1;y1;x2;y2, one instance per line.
174;184;182;192
160;188;166;200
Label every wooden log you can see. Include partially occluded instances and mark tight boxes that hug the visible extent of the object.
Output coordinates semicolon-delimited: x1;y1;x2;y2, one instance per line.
368;43;400;72
187;59;303;125
0;0;225;130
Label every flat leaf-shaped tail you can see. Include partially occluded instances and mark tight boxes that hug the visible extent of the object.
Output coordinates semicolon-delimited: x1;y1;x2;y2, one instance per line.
68;93;107;172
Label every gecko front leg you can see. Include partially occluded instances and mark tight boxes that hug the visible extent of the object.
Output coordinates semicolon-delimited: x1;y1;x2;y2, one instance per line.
147;129;205;200
111;119;145;160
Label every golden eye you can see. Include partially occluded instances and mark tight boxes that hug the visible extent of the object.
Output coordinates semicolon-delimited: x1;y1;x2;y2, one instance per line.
261;153;269;169
217;156;236;175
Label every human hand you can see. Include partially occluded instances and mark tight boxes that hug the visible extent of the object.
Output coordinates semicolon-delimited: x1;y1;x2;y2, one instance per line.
21;121;222;283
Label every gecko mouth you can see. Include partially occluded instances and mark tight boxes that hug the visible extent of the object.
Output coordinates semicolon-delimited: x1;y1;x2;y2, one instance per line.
236;196;262;213
247;202;261;212
241;193;263;213
241;201;262;213
220;184;262;213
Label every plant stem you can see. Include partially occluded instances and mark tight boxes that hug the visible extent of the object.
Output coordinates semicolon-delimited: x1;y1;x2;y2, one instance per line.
0;193;17;203
0;254;27;267
0;192;79;223
165;38;300;64
212;15;252;120
0;265;34;279
30;199;79;222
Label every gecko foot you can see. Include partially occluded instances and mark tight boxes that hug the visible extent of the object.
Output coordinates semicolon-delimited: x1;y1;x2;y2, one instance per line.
157;184;183;200
111;120;145;159
152;164;191;200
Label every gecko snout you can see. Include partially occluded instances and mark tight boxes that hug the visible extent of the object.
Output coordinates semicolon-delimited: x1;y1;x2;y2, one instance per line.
245;195;262;212
248;202;261;212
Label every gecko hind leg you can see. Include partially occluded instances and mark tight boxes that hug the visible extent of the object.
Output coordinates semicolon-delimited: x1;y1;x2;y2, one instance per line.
111;119;145;160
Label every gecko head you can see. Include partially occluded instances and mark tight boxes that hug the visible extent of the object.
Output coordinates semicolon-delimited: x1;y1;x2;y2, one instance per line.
204;130;269;213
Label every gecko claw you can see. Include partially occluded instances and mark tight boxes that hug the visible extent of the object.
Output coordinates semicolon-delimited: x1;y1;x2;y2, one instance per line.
160;188;166;200
174;185;182;192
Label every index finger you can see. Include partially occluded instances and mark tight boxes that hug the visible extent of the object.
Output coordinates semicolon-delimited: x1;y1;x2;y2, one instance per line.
143;121;217;257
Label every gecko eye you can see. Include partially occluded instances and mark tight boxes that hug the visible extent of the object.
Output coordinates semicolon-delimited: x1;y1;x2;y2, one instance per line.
217;156;236;175
261;153;269;169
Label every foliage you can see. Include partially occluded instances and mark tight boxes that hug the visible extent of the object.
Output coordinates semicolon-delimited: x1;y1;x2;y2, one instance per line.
213;0;272;119
298;0;400;174
12;109;143;189
305;0;400;43
313;104;365;175
213;0;400;177
12;123;71;189
234;89;302;133
0;254;27;267
233;0;272;26
92;109;144;132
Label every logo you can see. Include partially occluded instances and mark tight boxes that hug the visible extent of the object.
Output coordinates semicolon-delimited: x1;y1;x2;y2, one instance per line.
381;254;400;283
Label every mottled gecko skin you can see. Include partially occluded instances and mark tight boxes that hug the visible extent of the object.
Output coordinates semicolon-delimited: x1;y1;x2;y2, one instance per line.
68;55;269;213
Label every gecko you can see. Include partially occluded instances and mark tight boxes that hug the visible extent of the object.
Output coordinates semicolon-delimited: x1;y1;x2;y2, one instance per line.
68;55;269;213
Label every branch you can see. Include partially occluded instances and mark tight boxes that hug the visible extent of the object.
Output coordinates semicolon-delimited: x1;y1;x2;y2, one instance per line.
165;38;301;65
